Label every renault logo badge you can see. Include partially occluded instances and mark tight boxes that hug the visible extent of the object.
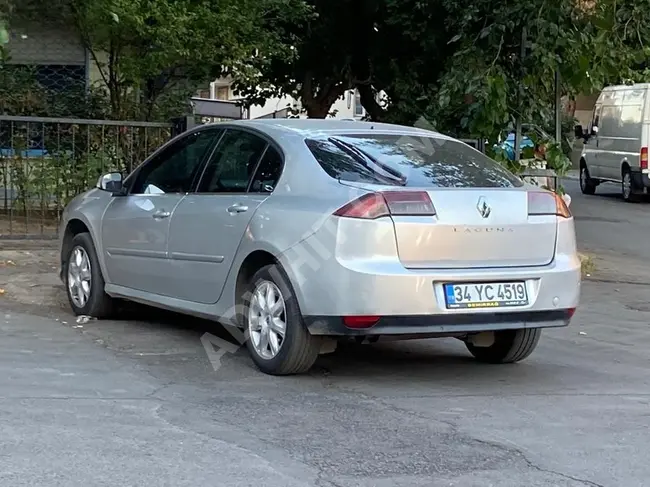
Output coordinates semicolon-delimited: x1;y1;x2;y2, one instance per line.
477;196;491;218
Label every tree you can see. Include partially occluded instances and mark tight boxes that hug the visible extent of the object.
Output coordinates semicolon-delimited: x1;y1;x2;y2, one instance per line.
590;0;650;85
2;0;311;120
232;0;360;118
417;0;602;142
231;0;453;121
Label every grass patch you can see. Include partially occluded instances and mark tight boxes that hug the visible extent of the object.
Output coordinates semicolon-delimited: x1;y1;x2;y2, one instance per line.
579;253;595;278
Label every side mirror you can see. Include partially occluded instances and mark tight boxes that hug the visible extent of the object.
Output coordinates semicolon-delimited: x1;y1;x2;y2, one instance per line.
591;125;599;136
574;125;583;138
97;172;124;195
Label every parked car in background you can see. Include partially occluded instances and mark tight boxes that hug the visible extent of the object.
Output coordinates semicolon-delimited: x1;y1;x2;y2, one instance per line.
496;124;551;161
575;83;650;202
59;119;580;376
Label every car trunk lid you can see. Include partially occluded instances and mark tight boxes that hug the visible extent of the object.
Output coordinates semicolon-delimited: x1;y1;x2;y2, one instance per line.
390;188;557;269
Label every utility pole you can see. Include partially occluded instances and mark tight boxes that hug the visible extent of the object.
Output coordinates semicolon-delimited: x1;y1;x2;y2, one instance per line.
554;70;562;143
514;27;527;163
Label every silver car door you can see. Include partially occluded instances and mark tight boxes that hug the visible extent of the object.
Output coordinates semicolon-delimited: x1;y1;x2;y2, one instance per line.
167;129;284;304
101;128;220;295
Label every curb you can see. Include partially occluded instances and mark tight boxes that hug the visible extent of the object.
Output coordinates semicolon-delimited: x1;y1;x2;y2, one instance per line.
563;171;579;181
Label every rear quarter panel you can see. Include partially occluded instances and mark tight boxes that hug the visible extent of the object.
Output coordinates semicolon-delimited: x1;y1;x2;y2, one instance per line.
217;138;368;313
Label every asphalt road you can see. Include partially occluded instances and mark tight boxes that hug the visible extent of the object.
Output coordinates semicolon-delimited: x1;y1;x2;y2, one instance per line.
2;180;650;487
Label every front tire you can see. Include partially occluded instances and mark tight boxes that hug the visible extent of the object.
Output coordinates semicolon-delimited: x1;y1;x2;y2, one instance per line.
466;328;541;364
64;232;115;318
579;163;597;195
243;264;321;375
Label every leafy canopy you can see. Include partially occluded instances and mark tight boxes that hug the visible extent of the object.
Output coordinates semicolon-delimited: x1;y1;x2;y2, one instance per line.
2;0;310;120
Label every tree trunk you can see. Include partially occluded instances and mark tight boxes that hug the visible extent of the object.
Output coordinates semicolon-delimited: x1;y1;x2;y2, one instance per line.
305;102;332;118
357;84;385;121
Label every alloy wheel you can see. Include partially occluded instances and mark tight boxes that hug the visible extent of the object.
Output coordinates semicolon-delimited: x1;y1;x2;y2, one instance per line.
248;280;287;359
67;246;92;308
623;172;632;200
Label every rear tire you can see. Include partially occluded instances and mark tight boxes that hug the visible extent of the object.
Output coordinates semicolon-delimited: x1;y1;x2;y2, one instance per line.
622;166;639;203
466;328;541;364
579;162;597;195
64;232;115;318
243;264;321;375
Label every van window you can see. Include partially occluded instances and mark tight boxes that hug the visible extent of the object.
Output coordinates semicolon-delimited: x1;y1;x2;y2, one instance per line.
591;105;602;131
599;105;620;137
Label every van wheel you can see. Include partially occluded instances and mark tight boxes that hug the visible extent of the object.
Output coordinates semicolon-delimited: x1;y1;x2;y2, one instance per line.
579;163;597;195
466;328;541;364
243;264;322;375
622;166;639;203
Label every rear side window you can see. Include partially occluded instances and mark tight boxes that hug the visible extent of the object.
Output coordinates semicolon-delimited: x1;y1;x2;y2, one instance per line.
305;134;523;188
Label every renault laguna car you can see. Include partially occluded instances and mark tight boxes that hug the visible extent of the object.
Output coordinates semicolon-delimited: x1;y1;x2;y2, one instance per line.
59;119;581;375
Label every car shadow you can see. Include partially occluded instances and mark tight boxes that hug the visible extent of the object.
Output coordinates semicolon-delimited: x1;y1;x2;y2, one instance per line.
98;302;562;387
590;183;650;202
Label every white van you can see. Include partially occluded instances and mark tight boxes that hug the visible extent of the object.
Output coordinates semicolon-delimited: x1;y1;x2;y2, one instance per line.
575;83;650;202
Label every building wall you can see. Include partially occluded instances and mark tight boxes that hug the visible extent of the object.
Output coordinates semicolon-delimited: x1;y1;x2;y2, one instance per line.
4;21;85;66
573;93;599;128
209;77;368;120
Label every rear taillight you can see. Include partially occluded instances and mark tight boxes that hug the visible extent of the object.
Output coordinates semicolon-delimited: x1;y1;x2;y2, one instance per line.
527;191;571;218
334;191;436;219
641;147;648;170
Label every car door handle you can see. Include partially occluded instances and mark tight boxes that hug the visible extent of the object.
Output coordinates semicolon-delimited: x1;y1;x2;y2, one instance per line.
152;210;171;219
227;204;249;214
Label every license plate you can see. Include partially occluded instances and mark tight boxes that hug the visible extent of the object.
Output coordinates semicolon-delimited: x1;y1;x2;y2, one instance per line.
444;282;528;309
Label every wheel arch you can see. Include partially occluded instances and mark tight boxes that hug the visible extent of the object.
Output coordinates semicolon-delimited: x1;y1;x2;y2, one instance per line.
621;159;631;175
60;215;109;283
231;248;306;325
61;218;91;268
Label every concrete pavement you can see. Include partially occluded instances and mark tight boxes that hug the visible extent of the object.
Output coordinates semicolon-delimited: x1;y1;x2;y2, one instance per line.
1;180;650;486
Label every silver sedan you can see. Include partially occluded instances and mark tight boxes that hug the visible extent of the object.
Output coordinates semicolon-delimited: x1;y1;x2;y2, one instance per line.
59;119;581;375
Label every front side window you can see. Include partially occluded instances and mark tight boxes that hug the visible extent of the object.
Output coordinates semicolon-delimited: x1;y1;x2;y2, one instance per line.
197;129;267;193
305;134;523;188
131;128;221;194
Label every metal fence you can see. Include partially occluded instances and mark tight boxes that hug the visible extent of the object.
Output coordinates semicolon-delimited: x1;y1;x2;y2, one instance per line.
0;115;172;238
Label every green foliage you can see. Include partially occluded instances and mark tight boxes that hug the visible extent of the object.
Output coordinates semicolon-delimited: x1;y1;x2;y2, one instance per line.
427;1;595;140
0;65;109;117
2;0;310;121
0;121;171;234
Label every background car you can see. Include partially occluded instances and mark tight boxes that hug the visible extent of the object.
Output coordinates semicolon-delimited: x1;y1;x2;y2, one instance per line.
495;124;551;161
59;119;581;375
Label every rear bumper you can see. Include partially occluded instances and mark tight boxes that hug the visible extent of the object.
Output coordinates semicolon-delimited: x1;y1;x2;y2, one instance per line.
278;216;581;320
631;170;650;189
305;309;573;336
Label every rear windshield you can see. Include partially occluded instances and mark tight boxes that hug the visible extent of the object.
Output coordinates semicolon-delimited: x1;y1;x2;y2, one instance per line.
305;134;523;188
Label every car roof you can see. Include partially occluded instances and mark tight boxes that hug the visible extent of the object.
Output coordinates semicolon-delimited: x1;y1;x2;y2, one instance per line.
220;118;452;141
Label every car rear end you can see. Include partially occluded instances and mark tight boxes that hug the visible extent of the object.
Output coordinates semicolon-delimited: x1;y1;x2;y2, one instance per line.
280;130;580;343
